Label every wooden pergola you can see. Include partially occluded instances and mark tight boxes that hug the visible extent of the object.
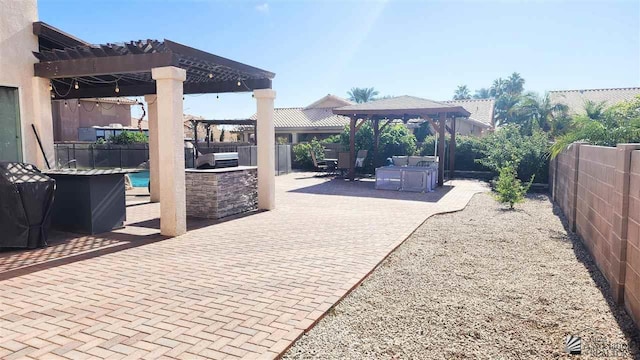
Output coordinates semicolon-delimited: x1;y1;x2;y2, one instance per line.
32;21;277;237
333;96;470;186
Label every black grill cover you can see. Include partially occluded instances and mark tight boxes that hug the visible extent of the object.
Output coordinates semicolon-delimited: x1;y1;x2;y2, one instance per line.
0;162;55;249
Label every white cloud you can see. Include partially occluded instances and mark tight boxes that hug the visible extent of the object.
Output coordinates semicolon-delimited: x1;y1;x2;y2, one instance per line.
255;3;269;13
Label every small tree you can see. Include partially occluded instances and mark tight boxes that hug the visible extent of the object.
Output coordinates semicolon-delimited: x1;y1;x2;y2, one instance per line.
494;166;532;209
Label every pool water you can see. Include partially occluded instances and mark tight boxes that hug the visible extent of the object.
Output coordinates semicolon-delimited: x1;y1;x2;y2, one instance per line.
129;170;150;188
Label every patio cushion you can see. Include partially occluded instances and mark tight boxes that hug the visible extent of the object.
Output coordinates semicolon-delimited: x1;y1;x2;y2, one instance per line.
392;156;408;166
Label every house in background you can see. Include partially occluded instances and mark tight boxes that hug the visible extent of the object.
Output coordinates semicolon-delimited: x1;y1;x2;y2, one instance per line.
246;94;352;144
442;99;494;135
549;87;640;115
51;97;140;142
245;94;496;144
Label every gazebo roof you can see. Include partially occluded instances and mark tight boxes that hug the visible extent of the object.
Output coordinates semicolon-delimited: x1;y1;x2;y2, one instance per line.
333;95;470;118
33;22;275;99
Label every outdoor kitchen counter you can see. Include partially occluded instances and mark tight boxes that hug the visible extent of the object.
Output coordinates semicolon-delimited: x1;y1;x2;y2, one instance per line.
185;166;258;219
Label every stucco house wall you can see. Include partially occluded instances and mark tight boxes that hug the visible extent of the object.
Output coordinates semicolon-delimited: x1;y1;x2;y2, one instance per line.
0;0;54;168
52;99;133;141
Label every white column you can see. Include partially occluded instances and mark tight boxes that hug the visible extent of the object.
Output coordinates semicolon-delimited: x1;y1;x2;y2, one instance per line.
144;95;160;202
291;132;298;144
254;89;276;210
151;66;187;237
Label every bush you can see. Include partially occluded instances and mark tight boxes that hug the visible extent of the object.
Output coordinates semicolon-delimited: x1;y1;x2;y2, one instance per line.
292;138;324;169
418;135;490;172
494;165;532;209
477;125;549;183
321;134;341;145
109;131;148;145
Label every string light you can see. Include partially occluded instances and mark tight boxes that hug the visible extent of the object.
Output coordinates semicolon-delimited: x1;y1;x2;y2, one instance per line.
64;101;68;107
115;82;120;93
237;78;241;87
48;82;53;91
77;101;81;108
74;80;79;90
51;93;55;98
208;73;213;79
96;101;100;107
216;94;219;99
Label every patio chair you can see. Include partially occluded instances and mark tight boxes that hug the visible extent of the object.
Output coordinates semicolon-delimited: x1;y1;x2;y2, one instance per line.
310;150;328;176
337;152;350;177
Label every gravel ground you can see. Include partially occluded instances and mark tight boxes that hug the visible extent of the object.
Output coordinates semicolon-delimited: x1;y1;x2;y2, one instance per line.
283;193;640;359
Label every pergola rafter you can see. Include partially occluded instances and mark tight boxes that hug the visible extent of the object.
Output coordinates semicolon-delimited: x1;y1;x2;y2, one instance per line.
33;22;274;99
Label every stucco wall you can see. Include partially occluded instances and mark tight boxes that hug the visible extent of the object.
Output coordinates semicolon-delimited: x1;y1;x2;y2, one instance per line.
52;100;132;141
0;0;54;168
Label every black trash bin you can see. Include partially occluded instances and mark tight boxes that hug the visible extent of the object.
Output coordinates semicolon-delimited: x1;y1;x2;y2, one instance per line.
0;162;55;249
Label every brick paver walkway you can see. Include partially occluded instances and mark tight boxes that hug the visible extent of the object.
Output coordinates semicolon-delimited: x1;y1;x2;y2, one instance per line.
0;174;486;359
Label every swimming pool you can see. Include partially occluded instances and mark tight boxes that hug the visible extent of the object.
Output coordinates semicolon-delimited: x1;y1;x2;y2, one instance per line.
129;170;150;188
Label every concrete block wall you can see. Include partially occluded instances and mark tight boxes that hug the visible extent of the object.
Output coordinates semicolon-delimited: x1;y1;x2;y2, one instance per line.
550;143;640;328
625;151;640;323
575;146;617;292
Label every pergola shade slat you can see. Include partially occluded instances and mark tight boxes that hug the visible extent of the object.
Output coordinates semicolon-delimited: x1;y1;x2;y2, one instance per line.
33;21;275;98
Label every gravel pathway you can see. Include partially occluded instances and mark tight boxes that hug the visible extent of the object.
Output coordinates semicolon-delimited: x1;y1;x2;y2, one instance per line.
283;193;640;359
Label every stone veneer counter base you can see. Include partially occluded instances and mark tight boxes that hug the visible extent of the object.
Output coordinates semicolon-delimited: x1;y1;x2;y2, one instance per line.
185;166;257;219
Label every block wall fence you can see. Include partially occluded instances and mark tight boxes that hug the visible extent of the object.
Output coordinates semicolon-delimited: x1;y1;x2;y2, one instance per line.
550;143;640;328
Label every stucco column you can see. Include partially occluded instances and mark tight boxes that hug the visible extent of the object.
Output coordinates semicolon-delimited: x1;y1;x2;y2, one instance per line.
151;66;187;237
144;95;160;202
291;132;298;144
254;89;276;210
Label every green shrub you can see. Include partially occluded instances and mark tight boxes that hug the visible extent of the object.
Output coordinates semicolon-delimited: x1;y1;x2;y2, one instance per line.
292;138;324;169
418;135;490;172
321;134;341;144
477;125;549;183
494;165;532;209
109;131;148;145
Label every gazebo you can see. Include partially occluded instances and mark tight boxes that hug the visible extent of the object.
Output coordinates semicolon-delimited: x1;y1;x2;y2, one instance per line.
33;22;276;237
333;96;470;186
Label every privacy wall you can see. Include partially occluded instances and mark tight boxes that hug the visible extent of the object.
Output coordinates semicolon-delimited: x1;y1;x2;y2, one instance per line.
550;143;640;329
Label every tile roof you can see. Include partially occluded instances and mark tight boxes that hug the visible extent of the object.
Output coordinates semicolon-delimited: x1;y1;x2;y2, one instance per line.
252;107;350;130
442;99;495;127
548;87;640;114
335;95;456;112
304;94;353;109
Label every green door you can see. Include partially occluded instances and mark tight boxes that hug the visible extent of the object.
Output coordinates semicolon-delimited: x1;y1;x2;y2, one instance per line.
0;86;22;162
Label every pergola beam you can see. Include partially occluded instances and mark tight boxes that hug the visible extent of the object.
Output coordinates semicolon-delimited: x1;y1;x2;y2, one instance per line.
35;53;178;78
48;78;272;99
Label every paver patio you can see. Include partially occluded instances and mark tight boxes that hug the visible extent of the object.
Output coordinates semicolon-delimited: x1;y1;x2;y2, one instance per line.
0;173;487;359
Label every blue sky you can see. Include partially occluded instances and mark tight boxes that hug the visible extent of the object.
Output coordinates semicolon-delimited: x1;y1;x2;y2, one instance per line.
39;0;639;119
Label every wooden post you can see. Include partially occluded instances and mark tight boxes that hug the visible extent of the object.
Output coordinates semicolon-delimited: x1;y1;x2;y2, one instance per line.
192;120;198;149
348;116;356;180
449;117;456;179
438;112;446;186
373;118;379;168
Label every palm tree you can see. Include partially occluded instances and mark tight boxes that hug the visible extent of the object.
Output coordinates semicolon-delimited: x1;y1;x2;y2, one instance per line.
505;72;525;95
347;87;379;103
473;88;491;99
453;85;471;100
490;78;507;98
518;92;569;134
494;94;523;126
583;100;607;120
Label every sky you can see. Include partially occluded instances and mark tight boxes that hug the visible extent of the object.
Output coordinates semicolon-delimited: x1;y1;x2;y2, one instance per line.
38;0;640;119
